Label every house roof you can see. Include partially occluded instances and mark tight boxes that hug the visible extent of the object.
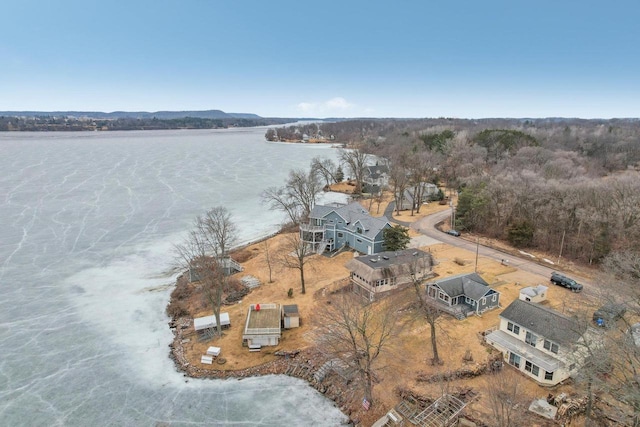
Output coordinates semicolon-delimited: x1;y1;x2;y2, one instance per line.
346;216;390;240
309;201;391;239
521;285;548;297
431;273;493;301
283;304;299;317
365;164;389;179
345;249;433;282
500;299;585;345
245;303;281;333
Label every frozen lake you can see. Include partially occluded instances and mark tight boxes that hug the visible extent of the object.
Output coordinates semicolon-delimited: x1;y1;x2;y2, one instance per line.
0;129;349;426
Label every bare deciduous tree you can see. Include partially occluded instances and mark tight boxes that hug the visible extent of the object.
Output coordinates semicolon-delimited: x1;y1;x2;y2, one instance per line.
261;168;322;225
339;148;369;194
264;239;274;283
483;370;526;427
314;292;400;406
174;206;237;338
310;156;339;186
278;232;314;294
409;261;444;365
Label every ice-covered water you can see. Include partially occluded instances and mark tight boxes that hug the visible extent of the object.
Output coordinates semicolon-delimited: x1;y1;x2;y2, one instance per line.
0;129;349;426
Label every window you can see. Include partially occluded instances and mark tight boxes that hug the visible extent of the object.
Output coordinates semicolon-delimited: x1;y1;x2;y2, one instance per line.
508;353;521;368
525;361;540;377
544;371;554;381
525;331;537;347
428;287;436;297
491;294;497;302
569;363;576;371
507;322;520;335
438;292;450;302
543;340;559;354
337;232;344;238
356;227;363;234
356;238;362;243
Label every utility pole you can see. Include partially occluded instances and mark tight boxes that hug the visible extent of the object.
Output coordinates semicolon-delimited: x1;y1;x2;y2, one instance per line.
475;236;480;272
449;201;455;229
557;229;566;266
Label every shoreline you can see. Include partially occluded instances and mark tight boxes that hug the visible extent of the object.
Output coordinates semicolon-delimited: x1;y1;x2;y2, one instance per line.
167;316;357;424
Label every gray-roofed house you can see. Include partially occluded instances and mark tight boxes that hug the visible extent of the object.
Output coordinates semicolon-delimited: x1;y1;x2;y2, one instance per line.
300;201;391;255
346;249;434;301
363;164;390;190
485;299;598;385
396;183;439;211
425;273;500;319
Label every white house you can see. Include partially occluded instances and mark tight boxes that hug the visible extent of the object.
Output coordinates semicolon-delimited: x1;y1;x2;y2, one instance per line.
485;299;599;386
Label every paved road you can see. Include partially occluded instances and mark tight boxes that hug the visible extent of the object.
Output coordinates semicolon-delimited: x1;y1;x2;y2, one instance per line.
394;206;595;294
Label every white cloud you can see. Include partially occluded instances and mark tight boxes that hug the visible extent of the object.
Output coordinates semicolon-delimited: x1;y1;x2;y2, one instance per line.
325;97;353;110
296;97;355;116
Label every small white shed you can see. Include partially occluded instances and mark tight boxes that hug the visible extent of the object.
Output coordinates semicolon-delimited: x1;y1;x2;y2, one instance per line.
282;304;300;329
519;285;548;303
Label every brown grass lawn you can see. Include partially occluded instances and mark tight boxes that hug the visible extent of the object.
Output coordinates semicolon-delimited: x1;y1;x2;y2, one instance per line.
177;197;593;425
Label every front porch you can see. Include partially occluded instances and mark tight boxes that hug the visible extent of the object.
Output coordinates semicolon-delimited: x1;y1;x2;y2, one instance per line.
424;297;475;320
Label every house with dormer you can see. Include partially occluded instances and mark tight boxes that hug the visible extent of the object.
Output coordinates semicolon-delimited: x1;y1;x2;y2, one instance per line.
300;201;391;255
485;299;598;386
364;164;390;187
425;273;500;319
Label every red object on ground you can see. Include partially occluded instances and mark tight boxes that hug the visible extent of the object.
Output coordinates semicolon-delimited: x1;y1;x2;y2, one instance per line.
256;303;260;311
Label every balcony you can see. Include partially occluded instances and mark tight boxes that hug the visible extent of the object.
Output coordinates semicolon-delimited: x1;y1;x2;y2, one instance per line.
300;223;325;233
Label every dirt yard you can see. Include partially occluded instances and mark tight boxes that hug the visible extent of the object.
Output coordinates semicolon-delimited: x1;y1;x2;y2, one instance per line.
172;196;594;426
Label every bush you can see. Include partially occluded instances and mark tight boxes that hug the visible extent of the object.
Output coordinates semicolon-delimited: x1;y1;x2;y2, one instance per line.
166;300;188;318
288;288;294;298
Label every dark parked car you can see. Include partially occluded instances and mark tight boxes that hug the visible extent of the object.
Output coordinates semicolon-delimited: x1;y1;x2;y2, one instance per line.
593;303;626;327
446;229;460;237
550;272;583;292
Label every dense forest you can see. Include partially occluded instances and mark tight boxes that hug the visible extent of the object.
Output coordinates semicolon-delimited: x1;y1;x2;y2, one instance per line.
0;115;293;131
269;118;640;265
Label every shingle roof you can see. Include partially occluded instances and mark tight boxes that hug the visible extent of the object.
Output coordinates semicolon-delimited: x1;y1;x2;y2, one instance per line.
283;304;299;316
500;299;585;345
365;165;389;179
433;273;492;301
309;202;390;239
346;216;390;239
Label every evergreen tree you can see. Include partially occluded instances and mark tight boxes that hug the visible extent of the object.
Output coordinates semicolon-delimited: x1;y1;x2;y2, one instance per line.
383;225;410;251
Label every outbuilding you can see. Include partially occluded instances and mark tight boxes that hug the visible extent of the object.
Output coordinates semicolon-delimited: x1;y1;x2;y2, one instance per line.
519;285;548;303
193;312;230;339
282;304;300;329
242;303;281;348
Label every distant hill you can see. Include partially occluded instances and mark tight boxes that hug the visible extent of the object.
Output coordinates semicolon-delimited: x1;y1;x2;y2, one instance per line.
0;110;263;120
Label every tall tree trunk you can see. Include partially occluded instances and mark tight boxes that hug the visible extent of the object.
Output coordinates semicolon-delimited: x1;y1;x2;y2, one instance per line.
430;321;440;365
300;266;306;294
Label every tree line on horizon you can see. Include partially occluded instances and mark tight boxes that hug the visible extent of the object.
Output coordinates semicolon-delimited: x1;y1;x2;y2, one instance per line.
0;115;292;131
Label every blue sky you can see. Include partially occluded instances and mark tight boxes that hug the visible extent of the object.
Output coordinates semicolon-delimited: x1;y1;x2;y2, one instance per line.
1;1;639;118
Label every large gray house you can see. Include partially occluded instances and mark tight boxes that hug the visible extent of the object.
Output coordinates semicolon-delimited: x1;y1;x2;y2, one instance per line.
300;202;391;255
425;273;500;319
